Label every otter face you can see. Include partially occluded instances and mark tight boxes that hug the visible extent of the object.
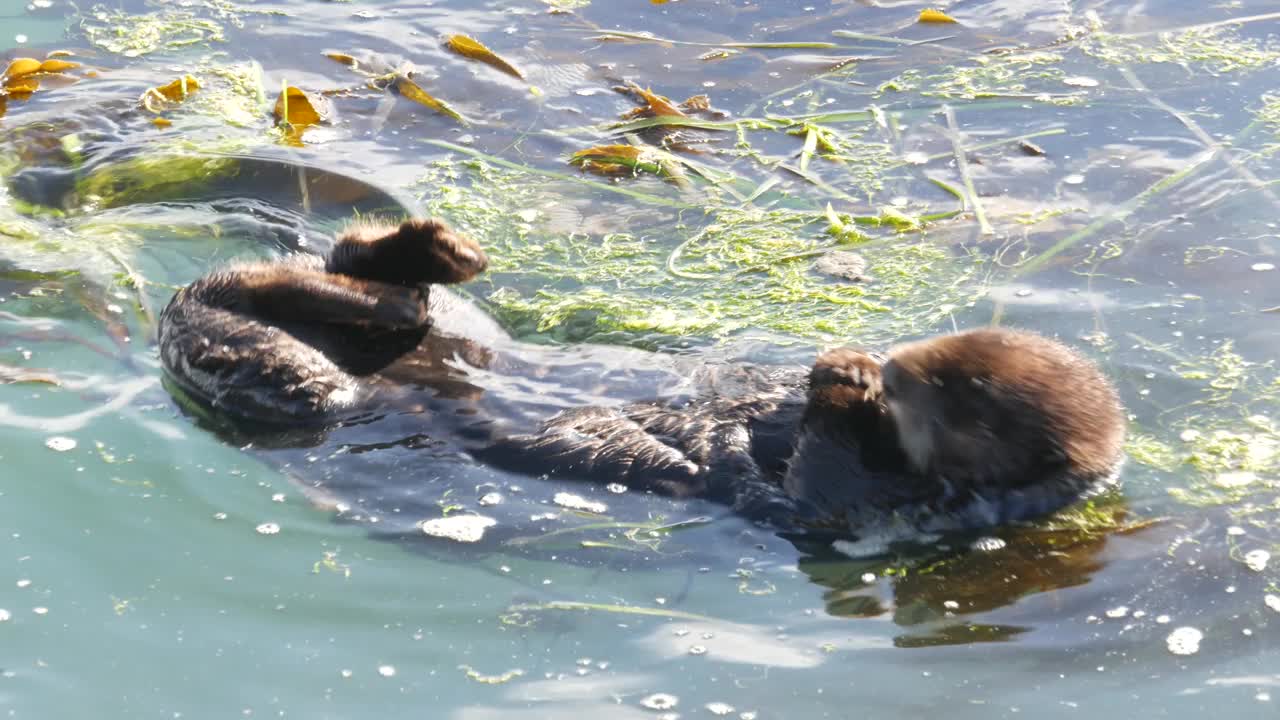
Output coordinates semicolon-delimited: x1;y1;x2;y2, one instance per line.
879;360;938;475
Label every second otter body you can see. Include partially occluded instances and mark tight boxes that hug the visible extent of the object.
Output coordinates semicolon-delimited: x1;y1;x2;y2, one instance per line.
157;218;1126;538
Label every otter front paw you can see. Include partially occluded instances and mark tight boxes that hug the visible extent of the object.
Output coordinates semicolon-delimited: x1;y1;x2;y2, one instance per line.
369;284;429;328
809;347;883;398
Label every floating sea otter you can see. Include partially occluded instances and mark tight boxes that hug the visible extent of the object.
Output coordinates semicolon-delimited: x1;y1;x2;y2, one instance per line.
158;217;1126;538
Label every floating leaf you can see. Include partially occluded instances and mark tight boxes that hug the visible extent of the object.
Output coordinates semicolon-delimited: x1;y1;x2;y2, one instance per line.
698;48;741;61
273;85;327;127
569;144;688;187
918;8;957;23
445;34;524;80
3;58;42;81
152;117;173;128
39;59;81;73
140;74;201;113
625;85;685;118
45;50;75;58
799;126;818;172
0;364;60;386
323;51;359;68
3;77;39;96
394;75;468;124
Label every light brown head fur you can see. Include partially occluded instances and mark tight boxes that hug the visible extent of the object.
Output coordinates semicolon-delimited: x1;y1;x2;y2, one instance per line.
880;328;1125;486
330;217;488;286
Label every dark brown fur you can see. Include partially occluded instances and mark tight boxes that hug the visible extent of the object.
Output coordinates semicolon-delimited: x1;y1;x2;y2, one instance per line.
158;220;1125;537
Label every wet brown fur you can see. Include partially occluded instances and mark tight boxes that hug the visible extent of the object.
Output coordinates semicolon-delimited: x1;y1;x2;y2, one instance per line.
882;328;1125;489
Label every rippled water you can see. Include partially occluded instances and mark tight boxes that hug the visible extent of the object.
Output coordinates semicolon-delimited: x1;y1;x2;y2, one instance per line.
3;0;1280;717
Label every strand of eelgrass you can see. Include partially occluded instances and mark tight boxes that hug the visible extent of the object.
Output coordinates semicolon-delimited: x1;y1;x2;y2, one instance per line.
942;105;993;236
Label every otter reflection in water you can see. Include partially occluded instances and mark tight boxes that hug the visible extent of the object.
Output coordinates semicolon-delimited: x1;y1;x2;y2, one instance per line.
158;217;1126;539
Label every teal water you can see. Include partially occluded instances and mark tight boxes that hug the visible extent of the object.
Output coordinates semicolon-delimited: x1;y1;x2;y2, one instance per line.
3;0;1280;717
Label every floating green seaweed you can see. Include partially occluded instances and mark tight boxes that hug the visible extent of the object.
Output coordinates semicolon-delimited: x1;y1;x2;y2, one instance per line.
417;158;986;346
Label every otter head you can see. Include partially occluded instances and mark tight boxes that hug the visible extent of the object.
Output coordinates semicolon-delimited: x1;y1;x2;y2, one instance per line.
881;328;1125;487
334;216;488;287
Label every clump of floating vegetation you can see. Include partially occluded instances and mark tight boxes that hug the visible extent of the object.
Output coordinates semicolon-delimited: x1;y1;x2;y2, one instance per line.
878;52;1075;104
81;1;288;57
418;159;986;346
1125;340;1280;511
82;7;226;57
1085;26;1280;75
1258;93;1280;137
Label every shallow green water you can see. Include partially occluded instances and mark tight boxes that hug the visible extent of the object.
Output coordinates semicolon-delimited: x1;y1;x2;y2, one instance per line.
3;0;1280;717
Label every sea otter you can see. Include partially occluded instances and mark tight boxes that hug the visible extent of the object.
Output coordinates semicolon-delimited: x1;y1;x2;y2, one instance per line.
157;217;1126;538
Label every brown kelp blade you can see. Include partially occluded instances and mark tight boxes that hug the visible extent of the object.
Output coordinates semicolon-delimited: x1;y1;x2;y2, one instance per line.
444;34;524;80
394;75;469;124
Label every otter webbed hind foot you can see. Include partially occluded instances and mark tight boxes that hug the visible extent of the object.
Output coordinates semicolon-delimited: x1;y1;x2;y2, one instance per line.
327;217;489;286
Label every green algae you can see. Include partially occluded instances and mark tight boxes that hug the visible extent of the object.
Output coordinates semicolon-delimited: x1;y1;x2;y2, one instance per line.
77;154;241;209
418;158;986;346
82;7;226;57
81;2;288;58
877;52;1077;104
1086;26;1280;75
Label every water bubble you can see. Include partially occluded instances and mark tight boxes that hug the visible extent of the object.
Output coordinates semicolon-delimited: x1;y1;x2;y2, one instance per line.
1063;76;1099;88
271;493;285;503
340;669;352;678
640;693;678;710
478;492;503;506
420;515;496;543
0;609;10;622
553;492;607;513
1105;606;1129;619
606;483;628;494
16;580;30;589
705;702;735;716
377;665;396;677
971;536;1007;552
861;572;876;583
1227;526;1246;536
1244;549;1270;572
255;523;280;535
32;607;48;615
1063;173;1085;185
688;645;707;656
1251;263;1275;272
1265;594;1280;613
1166;627;1203;656
45;436;76;452
1155;615;1172;624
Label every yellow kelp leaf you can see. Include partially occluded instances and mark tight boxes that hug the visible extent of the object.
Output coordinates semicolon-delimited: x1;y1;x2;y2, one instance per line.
630;85;684;118
3;77;39;95
39;59;81;73
445;34;524;80
323;51;359;68
152;117;173;128
273;85;327;127
394;75;468;124
139;74;201;113
569;144;687;186
2;58;42;81
918;8;957;23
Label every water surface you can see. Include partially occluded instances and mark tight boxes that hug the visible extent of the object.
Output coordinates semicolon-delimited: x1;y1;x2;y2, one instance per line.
3;0;1280;717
